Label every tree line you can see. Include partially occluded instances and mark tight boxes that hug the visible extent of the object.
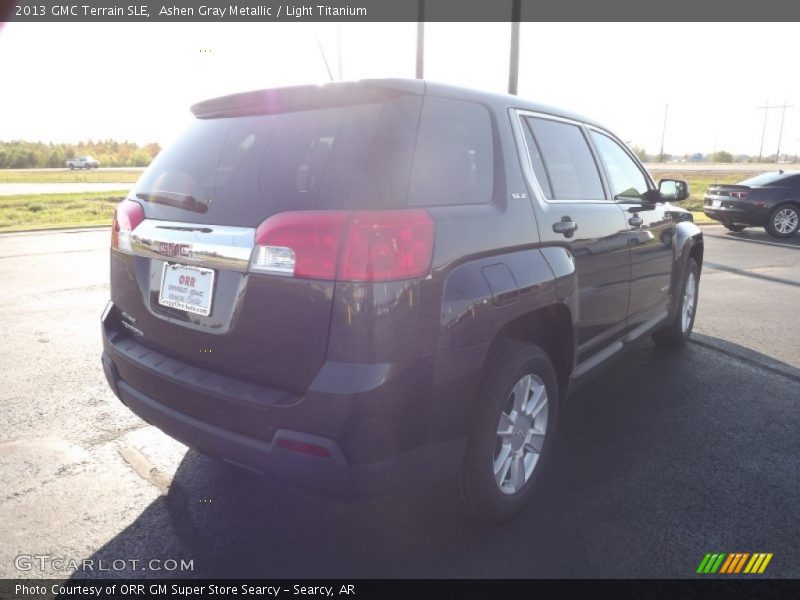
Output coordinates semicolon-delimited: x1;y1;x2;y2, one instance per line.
0;140;161;169
629;145;796;164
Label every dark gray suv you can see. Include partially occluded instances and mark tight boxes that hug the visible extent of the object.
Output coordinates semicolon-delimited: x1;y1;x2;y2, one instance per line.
101;79;703;522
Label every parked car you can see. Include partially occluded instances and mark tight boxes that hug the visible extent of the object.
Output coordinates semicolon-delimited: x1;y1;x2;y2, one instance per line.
704;170;800;237
100;80;702;522
66;156;100;169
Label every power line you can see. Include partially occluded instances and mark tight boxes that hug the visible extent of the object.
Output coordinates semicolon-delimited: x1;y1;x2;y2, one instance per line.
775;100;794;162
757;101;794;162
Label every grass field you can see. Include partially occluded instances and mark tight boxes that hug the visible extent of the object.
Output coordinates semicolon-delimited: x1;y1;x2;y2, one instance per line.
0;191;126;231
653;170;755;212
0;169;763;232
0;169;142;184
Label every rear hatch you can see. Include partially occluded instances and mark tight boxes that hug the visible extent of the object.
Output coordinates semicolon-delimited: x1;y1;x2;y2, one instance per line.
110;81;425;393
705;184;751;208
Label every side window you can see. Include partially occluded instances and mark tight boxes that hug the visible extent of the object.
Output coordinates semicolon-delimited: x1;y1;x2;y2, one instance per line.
590;131;650;200
521;118;552;199
524;117;605;201
407;96;494;206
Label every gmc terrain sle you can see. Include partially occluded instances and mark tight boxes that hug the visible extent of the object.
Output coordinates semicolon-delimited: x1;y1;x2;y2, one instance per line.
101;79;702;521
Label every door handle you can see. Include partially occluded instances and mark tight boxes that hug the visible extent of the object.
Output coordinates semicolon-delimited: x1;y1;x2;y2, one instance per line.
552;216;578;238
628;215;643;228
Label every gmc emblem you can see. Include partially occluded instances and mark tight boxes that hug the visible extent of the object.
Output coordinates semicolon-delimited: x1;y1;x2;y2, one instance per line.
158;242;191;258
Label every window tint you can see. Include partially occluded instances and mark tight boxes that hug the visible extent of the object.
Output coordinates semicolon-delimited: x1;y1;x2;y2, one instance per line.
521;119;552;199
740;171;800;187
525;117;605;201
407;96;494;206
133;95;422;226
590;131;649;200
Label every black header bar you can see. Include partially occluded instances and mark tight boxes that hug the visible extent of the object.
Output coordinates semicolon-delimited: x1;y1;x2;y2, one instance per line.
4;0;800;22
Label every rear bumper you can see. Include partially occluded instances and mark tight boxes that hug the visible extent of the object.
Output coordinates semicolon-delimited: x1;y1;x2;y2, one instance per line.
101;303;479;498
703;202;768;226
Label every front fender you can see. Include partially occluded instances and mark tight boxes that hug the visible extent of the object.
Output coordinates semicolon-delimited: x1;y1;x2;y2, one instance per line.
669;220;703;317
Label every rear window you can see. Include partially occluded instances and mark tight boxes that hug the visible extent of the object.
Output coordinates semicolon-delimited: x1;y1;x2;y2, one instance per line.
739;171;800;187
133;95;423;226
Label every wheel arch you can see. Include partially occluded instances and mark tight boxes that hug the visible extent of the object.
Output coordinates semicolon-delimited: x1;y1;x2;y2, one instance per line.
484;303;575;402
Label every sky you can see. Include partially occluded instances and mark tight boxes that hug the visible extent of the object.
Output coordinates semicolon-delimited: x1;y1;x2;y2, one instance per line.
1;21;798;157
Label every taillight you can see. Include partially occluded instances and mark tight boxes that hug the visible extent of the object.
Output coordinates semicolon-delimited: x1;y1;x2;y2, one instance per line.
730;191;749;199
250;209;434;282
338;210;435;282
251;211;351;279
111;200;145;253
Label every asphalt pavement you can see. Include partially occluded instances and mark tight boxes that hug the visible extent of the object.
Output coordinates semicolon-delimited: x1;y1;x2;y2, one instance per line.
0;224;797;579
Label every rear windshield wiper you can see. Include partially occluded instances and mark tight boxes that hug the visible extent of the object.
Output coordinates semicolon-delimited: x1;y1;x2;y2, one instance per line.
136;192;208;214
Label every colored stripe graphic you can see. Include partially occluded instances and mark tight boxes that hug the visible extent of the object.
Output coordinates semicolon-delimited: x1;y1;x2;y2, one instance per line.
710;553;726;573
699;552;773;574
758;554;773;573
696;554;712;573
744;554;760;573
697;553;727;573
719;554;736;573
733;553;749;573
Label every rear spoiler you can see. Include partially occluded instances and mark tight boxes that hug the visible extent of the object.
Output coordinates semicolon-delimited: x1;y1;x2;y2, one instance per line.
708;184;750;190
191;79;425;119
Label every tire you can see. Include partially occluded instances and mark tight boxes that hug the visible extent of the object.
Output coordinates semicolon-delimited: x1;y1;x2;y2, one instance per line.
765;204;800;238
653;257;700;348
453;340;559;522
69;165;75;170
723;224;746;232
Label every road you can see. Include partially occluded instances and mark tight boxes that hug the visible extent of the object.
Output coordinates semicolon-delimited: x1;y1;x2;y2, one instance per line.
0;225;798;579
646;162;797;172
0;183;132;196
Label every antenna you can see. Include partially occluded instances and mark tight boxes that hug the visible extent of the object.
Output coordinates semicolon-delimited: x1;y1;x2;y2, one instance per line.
315;34;334;82
336;24;343;80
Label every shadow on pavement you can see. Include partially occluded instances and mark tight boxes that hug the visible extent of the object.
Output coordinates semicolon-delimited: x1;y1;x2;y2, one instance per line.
709;226;800;248
72;336;800;579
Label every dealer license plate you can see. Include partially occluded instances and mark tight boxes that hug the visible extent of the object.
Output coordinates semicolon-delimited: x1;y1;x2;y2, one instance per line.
158;263;215;317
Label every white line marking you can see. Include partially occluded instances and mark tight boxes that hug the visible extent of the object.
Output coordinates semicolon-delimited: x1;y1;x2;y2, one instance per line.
704;233;800;250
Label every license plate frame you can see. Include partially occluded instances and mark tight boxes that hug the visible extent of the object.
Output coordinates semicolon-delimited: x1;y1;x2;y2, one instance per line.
158;263;216;317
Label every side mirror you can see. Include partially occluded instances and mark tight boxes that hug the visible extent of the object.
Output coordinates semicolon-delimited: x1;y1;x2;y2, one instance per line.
659;178;690;202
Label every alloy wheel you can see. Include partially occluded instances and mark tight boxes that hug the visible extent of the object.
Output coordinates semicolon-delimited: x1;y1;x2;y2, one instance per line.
493;374;549;495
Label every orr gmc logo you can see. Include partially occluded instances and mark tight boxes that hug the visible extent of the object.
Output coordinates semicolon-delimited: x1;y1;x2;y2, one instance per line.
158;242;191;258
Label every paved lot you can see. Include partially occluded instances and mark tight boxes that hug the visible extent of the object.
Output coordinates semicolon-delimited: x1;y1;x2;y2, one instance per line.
0;224;797;579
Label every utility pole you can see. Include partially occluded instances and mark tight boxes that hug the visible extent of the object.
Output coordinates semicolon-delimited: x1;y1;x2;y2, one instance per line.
757;101;793;162
658;103;668;162
508;0;521;95
415;0;424;79
757;100;769;162
775;100;793;163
